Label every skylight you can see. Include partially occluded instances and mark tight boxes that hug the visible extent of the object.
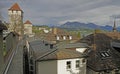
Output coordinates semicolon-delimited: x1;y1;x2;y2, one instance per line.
100;51;110;58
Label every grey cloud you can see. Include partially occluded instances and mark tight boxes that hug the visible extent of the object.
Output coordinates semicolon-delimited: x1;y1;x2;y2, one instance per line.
2;0;120;25
110;14;120;19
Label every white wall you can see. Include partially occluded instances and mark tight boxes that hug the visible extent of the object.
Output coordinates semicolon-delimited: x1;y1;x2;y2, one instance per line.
57;58;86;74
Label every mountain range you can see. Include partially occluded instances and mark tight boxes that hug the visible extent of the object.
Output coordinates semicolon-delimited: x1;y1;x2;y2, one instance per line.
58;21;120;31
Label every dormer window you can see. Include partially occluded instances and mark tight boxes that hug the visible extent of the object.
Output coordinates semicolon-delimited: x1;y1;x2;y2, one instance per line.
69;36;72;40
100;51;110;58
56;36;59;40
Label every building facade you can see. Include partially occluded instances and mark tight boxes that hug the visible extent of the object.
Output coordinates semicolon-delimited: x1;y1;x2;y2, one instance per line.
8;3;24;35
35;49;86;74
28;40;87;74
0;21;7;74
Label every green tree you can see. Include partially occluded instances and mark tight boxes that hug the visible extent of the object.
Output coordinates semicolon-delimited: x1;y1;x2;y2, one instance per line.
77;31;81;38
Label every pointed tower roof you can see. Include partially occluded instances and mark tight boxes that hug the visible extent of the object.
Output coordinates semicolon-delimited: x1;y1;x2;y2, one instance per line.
8;3;22;11
24;20;32;24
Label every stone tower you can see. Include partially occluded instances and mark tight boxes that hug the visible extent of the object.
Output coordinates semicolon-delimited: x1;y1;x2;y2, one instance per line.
24;20;32;35
113;20;117;32
8;3;24;35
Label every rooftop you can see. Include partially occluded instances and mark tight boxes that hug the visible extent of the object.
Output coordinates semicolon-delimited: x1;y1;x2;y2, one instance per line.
8;3;22;11
56;42;88;49
39;28;80;42
29;40;87;61
36;49;85;61
24;20;32;24
81;33;120;71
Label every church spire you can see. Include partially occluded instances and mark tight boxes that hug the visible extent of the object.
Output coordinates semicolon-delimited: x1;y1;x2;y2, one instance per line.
113;20;117;32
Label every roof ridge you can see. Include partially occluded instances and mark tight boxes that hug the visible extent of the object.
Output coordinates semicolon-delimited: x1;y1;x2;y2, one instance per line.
36;49;58;61
24;20;32;24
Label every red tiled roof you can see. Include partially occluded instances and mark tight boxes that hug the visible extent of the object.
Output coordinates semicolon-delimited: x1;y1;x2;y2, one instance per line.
8;3;22;11
24;20;32;24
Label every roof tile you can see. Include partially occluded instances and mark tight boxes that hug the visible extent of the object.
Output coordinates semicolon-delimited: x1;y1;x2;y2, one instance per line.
24;20;32;24
9;3;22;11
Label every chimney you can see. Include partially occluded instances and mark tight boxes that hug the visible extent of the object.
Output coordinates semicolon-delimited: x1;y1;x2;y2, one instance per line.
53;27;57;35
50;44;53;49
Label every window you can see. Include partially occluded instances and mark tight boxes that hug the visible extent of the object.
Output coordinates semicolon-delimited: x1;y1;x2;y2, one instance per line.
76;60;80;69
30;66;33;70
56;36;59;40
50;44;53;49
69;36;72;40
30;59;33;64
66;61;71;70
100;52;110;58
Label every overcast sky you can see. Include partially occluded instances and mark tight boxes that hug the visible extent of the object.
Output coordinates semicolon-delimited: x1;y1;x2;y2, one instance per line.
1;0;120;26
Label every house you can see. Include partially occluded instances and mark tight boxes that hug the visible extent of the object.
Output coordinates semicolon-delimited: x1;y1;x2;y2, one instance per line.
28;40;88;74
35;49;86;74
39;28;80;44
24;20;33;37
0;20;7;74
80;33;120;74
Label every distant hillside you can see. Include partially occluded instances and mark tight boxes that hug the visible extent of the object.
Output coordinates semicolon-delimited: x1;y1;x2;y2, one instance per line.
59;21;118;31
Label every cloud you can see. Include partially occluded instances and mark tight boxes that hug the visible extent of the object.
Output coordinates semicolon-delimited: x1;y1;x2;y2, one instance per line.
110;14;120;19
1;0;120;26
